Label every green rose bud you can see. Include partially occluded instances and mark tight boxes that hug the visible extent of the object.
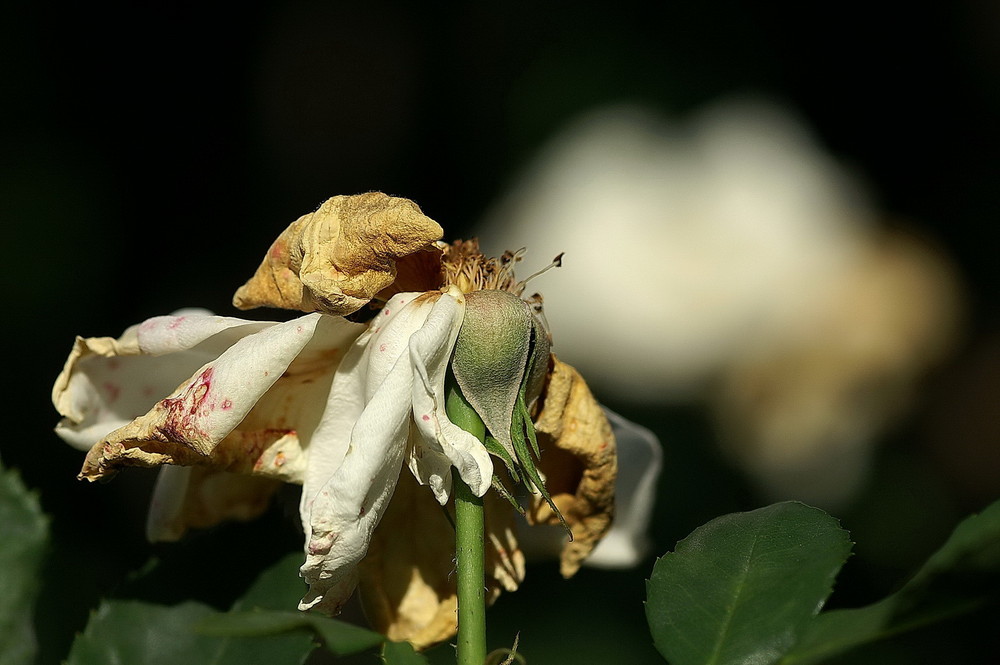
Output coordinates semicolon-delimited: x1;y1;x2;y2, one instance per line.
451;290;533;459
450;289;567;532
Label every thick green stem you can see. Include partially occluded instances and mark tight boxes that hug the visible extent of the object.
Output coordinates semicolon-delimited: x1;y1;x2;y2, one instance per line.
446;381;487;665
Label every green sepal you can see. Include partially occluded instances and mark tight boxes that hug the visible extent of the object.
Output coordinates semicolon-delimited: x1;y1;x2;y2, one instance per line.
484;435;520;483
523;403;541;460
510;390;570;537
524;311;551;409
508;330;570;537
482;436;525;514
519;329;544;460
490;476;525;516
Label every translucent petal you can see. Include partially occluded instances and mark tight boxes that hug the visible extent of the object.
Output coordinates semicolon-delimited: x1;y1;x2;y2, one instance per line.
518;407;660;570
584;408;661;568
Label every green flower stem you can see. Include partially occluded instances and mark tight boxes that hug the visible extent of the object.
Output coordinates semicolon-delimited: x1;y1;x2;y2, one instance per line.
446;380;487;665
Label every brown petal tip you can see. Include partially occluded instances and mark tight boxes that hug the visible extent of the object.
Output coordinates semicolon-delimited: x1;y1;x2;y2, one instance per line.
234;193;444;316
531;355;617;577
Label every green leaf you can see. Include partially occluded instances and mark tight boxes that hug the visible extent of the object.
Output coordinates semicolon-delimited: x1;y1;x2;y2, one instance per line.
304;615;386;655
67;599;313;665
232;552;308;611
645;502;852;665
781;499;1000;664
381;639;430;664
0;464;49;665
197;610;313;637
68;601;215;665
199;609;383;656
197;551;383;657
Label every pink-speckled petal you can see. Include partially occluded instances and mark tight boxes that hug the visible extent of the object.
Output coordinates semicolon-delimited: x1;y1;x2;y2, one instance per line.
75;313;365;482
299;345;414;614
132;309;277;356
53;310;273;451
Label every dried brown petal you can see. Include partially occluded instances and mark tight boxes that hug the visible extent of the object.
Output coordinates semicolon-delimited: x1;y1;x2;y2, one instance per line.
233;193;444;316
358;473;524;649
529;355;617;577
373;243;446;303
147;467;282;542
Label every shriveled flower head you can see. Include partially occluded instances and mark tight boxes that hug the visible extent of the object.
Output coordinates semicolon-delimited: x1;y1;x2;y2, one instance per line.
53;192;624;648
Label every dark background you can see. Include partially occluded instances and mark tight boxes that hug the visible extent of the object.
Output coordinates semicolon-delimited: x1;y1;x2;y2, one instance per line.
3;2;999;663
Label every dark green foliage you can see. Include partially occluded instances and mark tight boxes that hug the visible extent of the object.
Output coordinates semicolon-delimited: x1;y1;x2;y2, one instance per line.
0;463;49;665
781;499;1000;664
646;499;1000;665
645;502;851;665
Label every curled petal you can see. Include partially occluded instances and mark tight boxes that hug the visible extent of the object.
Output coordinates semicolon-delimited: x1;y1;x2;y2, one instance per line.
299;377;409;614
233;193;444;316
405;422;454;504
529;356;617;577
299;288;493;615
374;244;447;302
71;313;364;484
300;292;440;614
300;292;432;513
519;409;661;568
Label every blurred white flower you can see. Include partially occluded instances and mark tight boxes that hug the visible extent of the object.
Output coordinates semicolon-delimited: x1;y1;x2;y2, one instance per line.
476;98;961;507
